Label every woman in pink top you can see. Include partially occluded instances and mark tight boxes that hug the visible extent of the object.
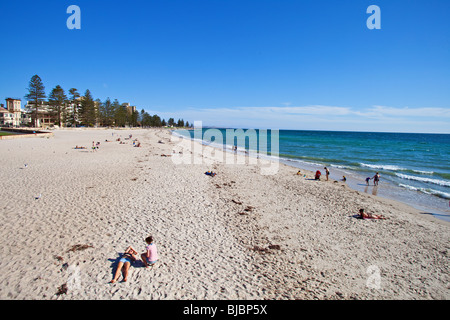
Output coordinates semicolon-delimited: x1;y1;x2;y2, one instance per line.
141;236;158;268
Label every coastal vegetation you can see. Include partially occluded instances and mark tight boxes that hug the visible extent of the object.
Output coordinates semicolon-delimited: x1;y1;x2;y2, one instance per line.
24;74;192;129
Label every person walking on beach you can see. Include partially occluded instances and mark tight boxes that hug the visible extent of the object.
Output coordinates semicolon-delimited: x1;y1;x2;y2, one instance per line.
141;236;158;268
324;167;330;181
110;246;138;283
372;172;380;186
365;177;371;185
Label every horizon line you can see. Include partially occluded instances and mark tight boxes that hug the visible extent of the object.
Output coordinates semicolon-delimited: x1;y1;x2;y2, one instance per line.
190;126;450;135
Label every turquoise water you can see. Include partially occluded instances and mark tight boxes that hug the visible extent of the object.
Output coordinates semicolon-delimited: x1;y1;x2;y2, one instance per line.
174;128;450;221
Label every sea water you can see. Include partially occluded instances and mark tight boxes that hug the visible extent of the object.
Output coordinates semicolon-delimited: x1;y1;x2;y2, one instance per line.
174;128;450;222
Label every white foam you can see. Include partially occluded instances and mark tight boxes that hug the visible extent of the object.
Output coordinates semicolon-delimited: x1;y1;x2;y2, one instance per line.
399;184;450;199
360;163;405;171
396;173;450;187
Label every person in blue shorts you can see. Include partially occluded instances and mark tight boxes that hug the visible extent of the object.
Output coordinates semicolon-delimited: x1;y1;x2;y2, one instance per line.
110;246;138;283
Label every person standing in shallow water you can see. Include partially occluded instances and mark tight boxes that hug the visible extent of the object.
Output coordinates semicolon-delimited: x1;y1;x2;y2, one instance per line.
372;172;380;186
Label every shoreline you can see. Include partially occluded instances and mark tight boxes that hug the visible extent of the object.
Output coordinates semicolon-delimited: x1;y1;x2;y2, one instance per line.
171;129;450;222
279;158;450;223
0;128;448;299
169;128;449;299
172;129;450;224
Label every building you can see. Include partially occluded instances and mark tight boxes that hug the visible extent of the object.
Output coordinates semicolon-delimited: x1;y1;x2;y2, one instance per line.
122;103;137;115
25;101;56;127
0;98;30;127
25;97;100;128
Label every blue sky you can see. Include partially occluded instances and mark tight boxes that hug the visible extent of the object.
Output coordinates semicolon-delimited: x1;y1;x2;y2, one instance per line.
0;0;449;133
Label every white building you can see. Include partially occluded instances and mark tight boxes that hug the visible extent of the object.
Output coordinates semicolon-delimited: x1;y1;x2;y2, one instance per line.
0;98;30;127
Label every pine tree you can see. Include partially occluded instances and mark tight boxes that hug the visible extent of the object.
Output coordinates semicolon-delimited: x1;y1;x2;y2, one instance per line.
113;100;127;127
95;99;102;126
177;119;185;127
48;85;68;127
67;88;80;126
152;114;162;127
130;110;139;127
141;111;152;127
25;75;46;127
100;98;115;127
79;89;96;126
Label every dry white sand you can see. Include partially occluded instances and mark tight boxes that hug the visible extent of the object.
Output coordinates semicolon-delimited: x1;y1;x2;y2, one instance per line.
0;128;448;300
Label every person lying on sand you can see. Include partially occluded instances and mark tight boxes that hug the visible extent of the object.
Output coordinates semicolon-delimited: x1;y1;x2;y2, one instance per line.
358;208;387;220
110;246;138;283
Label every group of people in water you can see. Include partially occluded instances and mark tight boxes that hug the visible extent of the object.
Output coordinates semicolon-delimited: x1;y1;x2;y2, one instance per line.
297;168;386;220
366;173;380;186
306;167;381;186
110;236;158;283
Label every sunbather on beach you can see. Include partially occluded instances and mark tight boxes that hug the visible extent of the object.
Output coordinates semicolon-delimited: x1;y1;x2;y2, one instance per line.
358;208;386;220
110;246;138;283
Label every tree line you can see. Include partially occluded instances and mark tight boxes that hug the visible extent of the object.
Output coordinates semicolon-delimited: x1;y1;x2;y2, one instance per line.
25;74;192;128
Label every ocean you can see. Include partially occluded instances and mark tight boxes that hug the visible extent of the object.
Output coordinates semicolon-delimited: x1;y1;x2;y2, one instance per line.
173;128;450;222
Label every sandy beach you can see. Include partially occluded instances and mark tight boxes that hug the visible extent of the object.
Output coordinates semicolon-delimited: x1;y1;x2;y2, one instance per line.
0;128;448;300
